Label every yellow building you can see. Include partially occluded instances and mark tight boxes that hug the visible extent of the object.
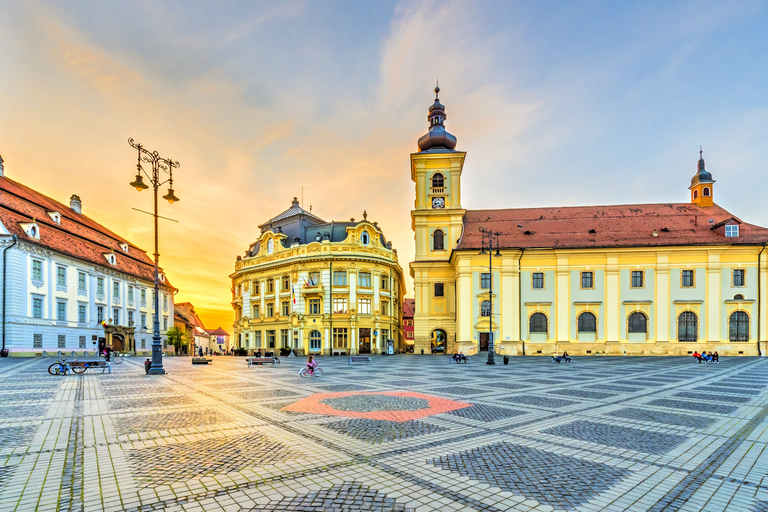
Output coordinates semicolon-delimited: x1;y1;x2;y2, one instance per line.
231;199;405;356
411;87;768;357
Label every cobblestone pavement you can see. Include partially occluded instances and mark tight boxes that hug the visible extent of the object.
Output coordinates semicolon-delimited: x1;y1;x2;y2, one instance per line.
2;355;768;511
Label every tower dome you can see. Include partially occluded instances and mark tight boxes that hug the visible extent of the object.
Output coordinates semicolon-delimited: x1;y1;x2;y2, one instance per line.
417;86;457;152
689;148;715;207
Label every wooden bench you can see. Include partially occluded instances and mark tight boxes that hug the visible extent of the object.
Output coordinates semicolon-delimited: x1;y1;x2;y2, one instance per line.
70;360;111;373
192;357;212;365
246;357;276;367
448;356;471;364
348;355;372;365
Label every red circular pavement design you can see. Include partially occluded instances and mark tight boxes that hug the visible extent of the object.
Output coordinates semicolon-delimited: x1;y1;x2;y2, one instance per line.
281;391;473;422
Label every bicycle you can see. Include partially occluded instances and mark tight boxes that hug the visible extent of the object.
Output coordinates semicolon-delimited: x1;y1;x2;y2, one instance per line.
48;359;72;376
299;366;323;378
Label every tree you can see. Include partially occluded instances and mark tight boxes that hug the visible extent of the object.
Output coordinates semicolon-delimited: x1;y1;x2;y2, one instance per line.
166;327;186;354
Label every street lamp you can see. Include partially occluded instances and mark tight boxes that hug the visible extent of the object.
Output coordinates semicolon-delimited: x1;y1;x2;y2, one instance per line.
128;138;180;375
479;227;502;365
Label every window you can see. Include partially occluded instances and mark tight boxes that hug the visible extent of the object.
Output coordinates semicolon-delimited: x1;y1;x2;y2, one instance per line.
359;272;371;288
254;331;262;348
729;311;749;341
57;301;66;322
359;297;372;314
128;286;134;302
361;231;369;245
282;276;290;290
79;335;86;349
725;224;739;237
381;301;389;316
113;308;120;324
32;297;43;319
266;303;274;317
33;333;43;348
141;313;146;328
236;284;241;297
733;269;745;287
253;304;260;318
97;277;104;295
431;173;444;188
678;311;698;342
113;281;120;298
308;272;320;286
58;335;66;349
57;266;66;287
333;328;348;348
382;329;389;342
163;317;168;330
309;299;321;315
480;273;490;289
631;271;644;288
480;300;491;317
163;294;168;310
140;338;146;349
128;311;134;327
529;312;547;333
581;272;594;289
32;260;43;281
333;297;348;313
97;306;104;323
267;330;276;348
532;273;544;289
267;279;274;293
78;272;86;292
140;289;146;305
433;229;444;251
78;304;86;323
628;312;647;333
333;271;347;286
578;312;596;333
682;270;695;288
309;330;322;351
253;281;260;294
380;275;389;290
281;301;290;316
280;329;289;347
703;187;710;196
434;282;444;297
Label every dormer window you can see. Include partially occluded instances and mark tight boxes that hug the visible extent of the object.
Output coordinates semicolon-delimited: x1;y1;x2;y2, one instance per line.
47;211;61;224
725;225;739;237
22;222;40;239
104;253;116;265
119;243;129;253
361;231;369;245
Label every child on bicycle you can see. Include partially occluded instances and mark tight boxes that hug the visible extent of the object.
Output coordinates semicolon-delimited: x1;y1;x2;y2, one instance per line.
307;355;318;374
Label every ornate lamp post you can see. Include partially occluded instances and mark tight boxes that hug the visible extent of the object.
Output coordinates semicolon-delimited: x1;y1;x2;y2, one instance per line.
479;227;501;365
128;138;180;375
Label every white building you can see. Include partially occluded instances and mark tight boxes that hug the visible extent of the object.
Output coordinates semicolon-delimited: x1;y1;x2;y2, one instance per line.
0;157;176;357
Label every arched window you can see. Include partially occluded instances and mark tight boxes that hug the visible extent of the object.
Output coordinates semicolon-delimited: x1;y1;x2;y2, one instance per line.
734;294;744;300
678;311;698;342
703;187;710;196
693;190;699;199
628;312;647;333
729;311;749;342
309;330;322;351
480;300;491;317
433;229;444;251
529;313;547;333
431;173;444;189
578;312;596;333
361;231;369;245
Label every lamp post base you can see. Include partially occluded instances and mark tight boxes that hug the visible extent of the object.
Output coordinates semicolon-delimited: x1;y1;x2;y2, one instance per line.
147;367;166;375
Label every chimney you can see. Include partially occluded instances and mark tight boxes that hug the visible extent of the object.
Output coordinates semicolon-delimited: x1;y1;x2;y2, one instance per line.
70;194;82;214
0;154;4;177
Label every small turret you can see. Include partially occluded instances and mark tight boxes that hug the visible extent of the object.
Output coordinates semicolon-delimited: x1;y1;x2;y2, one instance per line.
417;85;458;152
689;148;715;207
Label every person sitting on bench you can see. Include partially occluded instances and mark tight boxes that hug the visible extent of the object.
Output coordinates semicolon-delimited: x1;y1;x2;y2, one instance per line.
552;351;562;363
452;352;462;363
712;351;719;363
692;351;702;363
562;351;571;363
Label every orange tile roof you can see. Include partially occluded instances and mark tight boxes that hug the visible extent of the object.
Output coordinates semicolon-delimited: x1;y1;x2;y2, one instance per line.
0;176;174;288
207;327;229;336
403;298;415;318
457;203;768;251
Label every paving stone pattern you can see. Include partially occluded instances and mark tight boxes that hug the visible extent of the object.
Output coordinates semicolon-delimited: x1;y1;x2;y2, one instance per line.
2;354;768;511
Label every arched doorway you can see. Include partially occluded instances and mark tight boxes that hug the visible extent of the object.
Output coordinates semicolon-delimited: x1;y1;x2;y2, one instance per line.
430;329;447;354
112;334;125;352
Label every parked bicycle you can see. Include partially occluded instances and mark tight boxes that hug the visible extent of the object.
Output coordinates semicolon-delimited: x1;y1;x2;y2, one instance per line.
299;365;323;378
48;358;71;376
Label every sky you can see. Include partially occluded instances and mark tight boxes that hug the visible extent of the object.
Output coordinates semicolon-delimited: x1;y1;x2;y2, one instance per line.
2;0;768;332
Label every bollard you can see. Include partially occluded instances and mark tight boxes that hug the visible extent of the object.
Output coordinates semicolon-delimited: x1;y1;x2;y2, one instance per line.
503;355;509;365
144;358;151;374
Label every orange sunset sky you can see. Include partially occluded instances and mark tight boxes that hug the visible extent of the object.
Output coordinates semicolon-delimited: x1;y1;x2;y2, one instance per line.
2;1;768;332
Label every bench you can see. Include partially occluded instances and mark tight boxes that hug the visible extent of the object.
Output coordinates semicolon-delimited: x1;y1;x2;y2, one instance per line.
348;355;372;365
192;357;212;365
449;356;471;363
70;360;111;374
246;357;276;367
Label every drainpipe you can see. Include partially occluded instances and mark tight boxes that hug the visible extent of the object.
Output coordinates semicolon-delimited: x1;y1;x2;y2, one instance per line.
329;259;333;356
518;248;525;356
759;243;766;356
2;235;18;357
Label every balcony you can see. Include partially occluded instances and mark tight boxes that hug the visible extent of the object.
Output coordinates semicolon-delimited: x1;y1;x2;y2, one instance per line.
430;187;445;194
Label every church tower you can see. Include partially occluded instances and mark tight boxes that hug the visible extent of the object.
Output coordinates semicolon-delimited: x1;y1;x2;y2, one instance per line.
689;149;715;207
410;86;466;354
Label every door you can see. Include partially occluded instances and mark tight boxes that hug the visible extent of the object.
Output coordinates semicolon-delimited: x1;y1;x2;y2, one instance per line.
359;328;371;354
479;332;489;351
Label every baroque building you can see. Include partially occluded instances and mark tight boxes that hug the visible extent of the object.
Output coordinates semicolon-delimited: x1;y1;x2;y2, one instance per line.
410;88;768;357
230;198;405;356
0;160;176;357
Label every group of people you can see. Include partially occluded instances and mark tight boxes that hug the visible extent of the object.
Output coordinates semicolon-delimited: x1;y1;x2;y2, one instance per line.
451;352;469;363
551;351;571;363
692;351;719;363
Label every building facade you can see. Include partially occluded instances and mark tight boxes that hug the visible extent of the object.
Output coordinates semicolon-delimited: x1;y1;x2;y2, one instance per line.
403;298;415;352
0;163;176;357
410;88;768;357
230;198;405;356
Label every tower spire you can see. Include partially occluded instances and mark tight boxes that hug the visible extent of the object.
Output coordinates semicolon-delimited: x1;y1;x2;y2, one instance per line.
690;147;715;207
417;84;457;152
